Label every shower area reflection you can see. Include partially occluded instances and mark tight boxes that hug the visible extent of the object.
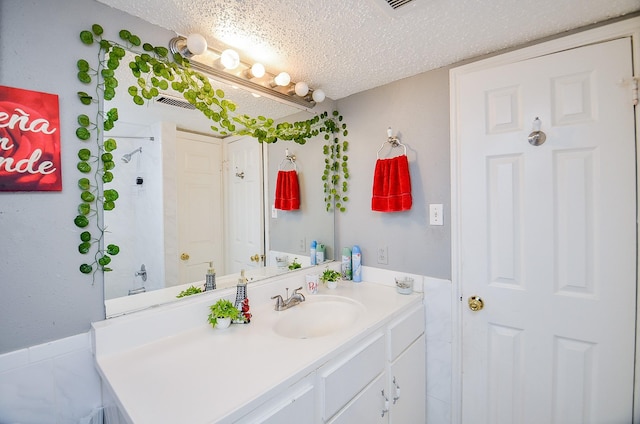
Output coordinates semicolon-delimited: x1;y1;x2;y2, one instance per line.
103;125;165;300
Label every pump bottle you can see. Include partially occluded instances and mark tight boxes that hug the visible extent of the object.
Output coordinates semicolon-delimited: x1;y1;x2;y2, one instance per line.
205;262;216;291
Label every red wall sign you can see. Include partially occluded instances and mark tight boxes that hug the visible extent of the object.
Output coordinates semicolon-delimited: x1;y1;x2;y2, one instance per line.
0;85;62;191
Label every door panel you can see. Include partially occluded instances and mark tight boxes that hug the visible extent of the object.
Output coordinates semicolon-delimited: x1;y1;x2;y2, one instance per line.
176;132;223;284
225;136;264;273
457;37;636;424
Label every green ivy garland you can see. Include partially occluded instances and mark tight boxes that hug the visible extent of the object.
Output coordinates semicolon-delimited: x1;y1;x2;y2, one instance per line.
73;24;350;276
322;111;349;212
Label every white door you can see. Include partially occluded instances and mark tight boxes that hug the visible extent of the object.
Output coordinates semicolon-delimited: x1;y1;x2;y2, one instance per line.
225;136;264;273
456;38;636;423
176;131;224;284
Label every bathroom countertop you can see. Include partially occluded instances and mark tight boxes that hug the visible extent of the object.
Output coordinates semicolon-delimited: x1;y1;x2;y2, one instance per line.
94;280;422;424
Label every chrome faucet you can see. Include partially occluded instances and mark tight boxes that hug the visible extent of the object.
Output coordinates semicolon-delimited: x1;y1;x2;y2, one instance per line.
271;287;306;311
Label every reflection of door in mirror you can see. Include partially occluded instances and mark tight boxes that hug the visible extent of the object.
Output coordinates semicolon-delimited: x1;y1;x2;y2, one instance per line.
176;131;223;284
225;136;264;274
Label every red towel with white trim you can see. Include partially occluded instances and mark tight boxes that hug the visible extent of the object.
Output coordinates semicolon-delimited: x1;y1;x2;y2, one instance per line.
371;155;412;212
275;170;300;210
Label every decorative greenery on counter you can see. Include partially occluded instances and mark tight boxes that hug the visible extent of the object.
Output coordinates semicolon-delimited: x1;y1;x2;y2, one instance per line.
74;23;351;276
207;299;240;327
320;268;341;284
176;285;203;298
288;257;302;270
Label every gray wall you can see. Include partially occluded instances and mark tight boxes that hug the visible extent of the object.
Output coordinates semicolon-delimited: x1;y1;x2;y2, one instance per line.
0;0;175;353
0;0;452;354
335;69;451;279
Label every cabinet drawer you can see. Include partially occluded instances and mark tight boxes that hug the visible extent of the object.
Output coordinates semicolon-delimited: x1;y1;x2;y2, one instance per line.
388;303;425;361
320;332;385;420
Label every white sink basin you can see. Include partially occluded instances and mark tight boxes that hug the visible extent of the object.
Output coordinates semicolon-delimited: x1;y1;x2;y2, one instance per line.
273;295;365;339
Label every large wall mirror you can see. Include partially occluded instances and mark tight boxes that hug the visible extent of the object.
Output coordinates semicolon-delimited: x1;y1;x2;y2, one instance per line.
103;51;335;317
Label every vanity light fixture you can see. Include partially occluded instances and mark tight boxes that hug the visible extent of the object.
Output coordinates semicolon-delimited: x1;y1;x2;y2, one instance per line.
169;34;324;111
220;49;240;70
246;63;266;79
294;81;309;97
312;89;326;103
273;71;291;87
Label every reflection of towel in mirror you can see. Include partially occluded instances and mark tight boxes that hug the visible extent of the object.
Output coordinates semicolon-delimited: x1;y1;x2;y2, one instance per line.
371;155;412;212
275;170;300;210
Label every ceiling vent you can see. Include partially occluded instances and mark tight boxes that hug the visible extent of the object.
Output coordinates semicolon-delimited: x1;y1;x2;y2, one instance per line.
155;94;196;110
371;0;418;16
385;0;414;9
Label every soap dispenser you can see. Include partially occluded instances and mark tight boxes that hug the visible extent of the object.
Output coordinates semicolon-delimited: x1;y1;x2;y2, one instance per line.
233;270;251;323
205;262;216;291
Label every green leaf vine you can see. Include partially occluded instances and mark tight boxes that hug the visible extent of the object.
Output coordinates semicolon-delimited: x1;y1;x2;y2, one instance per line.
74;23;350;276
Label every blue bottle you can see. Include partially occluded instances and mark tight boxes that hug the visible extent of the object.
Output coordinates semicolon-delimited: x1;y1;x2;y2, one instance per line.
352;245;362;282
310;240;317;265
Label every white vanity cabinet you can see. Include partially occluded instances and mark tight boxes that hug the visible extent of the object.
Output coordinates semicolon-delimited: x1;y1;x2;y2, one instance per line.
234;373;316;424
387;304;426;423
93;279;424;424
320;303;426;424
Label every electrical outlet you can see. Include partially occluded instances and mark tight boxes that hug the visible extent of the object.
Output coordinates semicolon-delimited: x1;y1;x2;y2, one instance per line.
299;237;307;253
429;204;443;225
377;245;388;264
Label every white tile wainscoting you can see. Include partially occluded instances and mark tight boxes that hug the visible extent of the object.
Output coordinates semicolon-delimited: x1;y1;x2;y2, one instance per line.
0;332;102;424
0;266;452;424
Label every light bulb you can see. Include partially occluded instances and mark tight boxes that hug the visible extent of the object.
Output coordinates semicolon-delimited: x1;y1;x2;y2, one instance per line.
294;81;309;97
220;49;240;70
250;63;265;78
186;33;207;55
274;72;291;87
312;88;325;103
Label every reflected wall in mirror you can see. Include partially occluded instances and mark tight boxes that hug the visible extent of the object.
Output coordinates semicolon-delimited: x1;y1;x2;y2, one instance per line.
102;50;335;317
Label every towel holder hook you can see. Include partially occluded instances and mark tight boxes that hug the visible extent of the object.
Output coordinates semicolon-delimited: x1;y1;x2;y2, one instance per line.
279;148;297;170
377;127;407;158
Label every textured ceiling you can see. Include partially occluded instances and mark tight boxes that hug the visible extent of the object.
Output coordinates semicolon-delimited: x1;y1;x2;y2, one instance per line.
96;0;639;101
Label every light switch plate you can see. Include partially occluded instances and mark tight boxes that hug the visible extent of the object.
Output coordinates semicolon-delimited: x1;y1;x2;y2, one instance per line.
429;204;443;225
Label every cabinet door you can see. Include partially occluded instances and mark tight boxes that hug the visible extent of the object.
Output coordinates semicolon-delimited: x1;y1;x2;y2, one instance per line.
328;372;388;424
389;334;426;423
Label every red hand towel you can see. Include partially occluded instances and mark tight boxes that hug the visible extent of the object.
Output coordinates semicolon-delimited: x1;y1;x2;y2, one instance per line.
371;155;412;212
275;170;300;210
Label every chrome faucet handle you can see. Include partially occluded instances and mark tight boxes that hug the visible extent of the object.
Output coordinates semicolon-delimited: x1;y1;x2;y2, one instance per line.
270;294;285;310
292;287;305;301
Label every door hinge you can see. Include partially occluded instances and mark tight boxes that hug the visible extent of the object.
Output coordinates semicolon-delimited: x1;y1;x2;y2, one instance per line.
620;76;639;106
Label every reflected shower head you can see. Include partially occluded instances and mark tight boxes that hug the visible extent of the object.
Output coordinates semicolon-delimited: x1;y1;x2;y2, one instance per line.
121;147;142;163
